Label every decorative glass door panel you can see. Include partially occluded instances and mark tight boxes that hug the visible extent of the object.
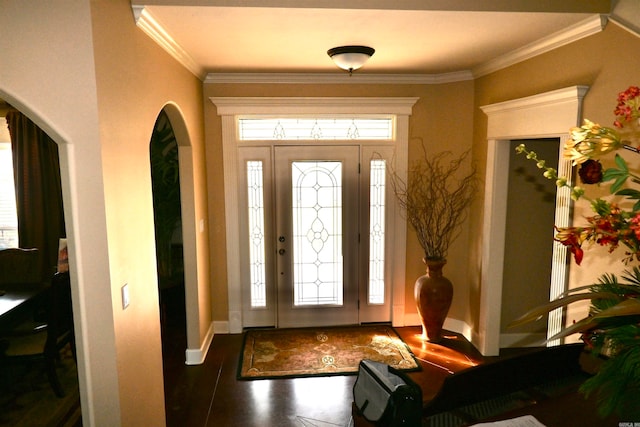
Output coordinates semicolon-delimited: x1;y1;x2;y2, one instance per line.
275;146;359;327
292;161;343;306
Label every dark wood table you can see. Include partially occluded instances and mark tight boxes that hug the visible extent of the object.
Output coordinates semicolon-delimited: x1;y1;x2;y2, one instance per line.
0;282;48;330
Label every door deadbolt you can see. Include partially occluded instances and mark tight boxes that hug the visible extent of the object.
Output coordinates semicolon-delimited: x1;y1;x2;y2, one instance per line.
278;236;285;242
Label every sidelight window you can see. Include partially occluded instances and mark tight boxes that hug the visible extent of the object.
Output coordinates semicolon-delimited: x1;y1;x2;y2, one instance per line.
247;161;267;308
368;159;386;304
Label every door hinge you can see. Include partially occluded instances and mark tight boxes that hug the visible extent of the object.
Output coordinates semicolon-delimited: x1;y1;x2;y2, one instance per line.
358;163;361;174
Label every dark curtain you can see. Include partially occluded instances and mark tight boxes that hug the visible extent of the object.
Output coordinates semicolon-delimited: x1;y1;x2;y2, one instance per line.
6;111;66;282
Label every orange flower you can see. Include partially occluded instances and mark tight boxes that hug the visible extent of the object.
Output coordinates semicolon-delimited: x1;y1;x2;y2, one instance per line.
554;226;585;265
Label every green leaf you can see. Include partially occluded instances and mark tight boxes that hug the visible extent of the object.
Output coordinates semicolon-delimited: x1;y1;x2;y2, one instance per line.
614;153;629;171
616;188;640;199
546;317;600;342
592;298;640;318
544;299;640;341
611;175;629;193
507;291;620;328
602;168;627;182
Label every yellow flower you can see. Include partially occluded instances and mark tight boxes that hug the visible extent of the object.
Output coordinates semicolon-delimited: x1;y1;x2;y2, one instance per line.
564;119;623;165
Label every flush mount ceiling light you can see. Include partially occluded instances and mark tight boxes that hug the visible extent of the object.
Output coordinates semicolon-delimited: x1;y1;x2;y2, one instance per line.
327;45;375;75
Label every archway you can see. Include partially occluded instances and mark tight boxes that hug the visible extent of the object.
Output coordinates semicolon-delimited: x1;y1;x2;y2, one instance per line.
149;109;187;393
0;95;81;424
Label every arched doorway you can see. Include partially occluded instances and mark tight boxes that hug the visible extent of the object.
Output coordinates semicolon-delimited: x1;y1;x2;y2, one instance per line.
0;98;81;425
149;110;187;391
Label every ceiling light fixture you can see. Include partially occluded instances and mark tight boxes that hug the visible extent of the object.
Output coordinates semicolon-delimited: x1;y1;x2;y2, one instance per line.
327;45;375;75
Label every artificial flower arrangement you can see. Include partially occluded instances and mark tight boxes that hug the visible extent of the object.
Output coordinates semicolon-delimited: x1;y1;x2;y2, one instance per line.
511;86;640;419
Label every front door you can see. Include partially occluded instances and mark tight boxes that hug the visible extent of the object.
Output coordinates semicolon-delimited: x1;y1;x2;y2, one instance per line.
274;146;359;327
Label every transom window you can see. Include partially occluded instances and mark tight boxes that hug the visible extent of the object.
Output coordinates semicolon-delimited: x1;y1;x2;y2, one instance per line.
238;117;394;141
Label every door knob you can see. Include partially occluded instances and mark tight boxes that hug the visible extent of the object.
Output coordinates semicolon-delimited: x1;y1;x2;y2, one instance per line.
278;248;286;255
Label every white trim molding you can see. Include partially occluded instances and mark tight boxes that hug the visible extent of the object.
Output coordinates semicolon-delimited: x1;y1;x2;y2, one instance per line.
133;7;607;84
609;16;640;39
211;96;418;333
211;97;420;115
478;85;588;356
185;321;215;365
205;12;606;84
473;15;607;77
204;72;474;85
131;5;204;79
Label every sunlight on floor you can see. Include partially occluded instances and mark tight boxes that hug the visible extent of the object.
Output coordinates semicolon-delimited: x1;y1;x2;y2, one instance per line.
410;333;479;374
249;380;272;418
291;377;353;426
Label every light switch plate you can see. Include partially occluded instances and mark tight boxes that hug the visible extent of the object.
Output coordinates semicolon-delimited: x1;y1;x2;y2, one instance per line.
121;283;130;309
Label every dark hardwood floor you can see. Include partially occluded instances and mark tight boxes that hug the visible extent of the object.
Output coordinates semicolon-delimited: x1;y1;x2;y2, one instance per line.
161;296;529;427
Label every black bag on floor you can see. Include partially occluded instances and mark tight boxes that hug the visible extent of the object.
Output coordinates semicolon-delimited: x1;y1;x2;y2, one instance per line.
353;359;422;426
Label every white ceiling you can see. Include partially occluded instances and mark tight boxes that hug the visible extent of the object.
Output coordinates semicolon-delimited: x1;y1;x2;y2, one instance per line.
131;0;616;79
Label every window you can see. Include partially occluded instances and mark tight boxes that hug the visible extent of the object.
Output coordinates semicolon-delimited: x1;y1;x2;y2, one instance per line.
0;138;18;249
238;118;393;141
247;160;267;308
368;159;386;304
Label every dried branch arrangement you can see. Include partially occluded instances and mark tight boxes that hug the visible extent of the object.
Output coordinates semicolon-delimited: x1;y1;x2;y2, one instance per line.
389;143;478;261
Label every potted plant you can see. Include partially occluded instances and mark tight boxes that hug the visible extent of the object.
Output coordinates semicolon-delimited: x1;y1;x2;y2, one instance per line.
388;141;478;341
511;86;640;419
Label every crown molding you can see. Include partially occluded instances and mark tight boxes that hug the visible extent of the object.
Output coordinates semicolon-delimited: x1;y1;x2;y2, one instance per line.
133;6;608;84
210;96;420;115
203;71;473;85
480;85;589;139
132;5;204;79
609;16;640;39
481;85;589;116
473;14;608;77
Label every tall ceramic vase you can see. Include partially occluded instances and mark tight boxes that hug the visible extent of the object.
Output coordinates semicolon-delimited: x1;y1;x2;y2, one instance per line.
414;258;453;342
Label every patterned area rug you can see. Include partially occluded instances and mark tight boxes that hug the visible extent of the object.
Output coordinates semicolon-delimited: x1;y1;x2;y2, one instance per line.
238;325;420;380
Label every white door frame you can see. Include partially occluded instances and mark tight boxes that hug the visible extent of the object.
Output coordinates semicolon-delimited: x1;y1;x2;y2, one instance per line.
211;97;418;333
478;86;588;355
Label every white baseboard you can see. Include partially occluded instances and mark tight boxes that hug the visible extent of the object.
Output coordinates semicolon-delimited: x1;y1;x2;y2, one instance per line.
228;310;242;334
213;321;230;334
185;321;215;365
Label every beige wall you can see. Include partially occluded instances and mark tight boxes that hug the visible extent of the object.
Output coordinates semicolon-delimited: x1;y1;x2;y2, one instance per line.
473;22;640;336
92;0;211;426
0;1;120;424
91;1;209;425
1;0;209;425
2;1;639;425
203;80;476;325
